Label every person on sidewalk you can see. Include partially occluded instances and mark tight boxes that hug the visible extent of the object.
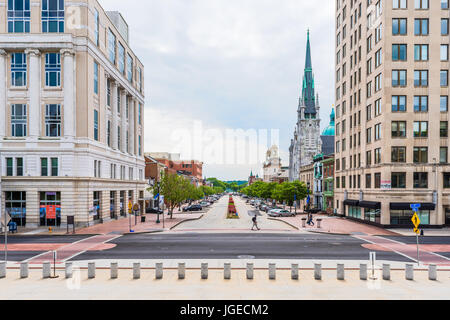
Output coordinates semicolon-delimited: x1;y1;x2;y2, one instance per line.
307;212;315;226
251;215;260;231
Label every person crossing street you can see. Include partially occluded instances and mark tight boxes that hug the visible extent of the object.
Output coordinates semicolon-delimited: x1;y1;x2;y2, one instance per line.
251;215;260;231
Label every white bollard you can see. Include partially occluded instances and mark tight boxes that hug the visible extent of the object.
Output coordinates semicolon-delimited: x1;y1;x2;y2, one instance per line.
20;262;28;279
133;263;140;279
269;263;276;280
246;263;254;280
88;262;95;279
337;264;345;280
155;263;163;279
65;262;73;279
110;262;118;279
429;264;437;281
0;262;5;279
360;264;367;280
178;263;185;280
43;262;51;279
382;264;390;280
224;263;231;280
314;263;322;280
201;263;208;279
291;264;299;280
405;264;414;281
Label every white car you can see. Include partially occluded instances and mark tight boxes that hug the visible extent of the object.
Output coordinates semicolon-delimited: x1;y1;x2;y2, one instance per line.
199;202;210;207
268;209;295;217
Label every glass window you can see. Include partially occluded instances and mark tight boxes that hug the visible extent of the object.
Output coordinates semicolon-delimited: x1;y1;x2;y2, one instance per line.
414;96;428;112
441;147;448;164
441;70;448;87
375;173;381;189
414;19;428;35
392;95;406;112
392;18;407;35
107;120;111;147
413;147;428;163
94;9;99;46
375;148;381;164
45;53;61;87
106;79;111;106
5;192;27;227
41;158;48;176
8;0;31;33
392;70;406;87
127;54;133;82
392;44;407;61
415;0;429;9
42;0;65;33
392;172;406;188
6;158;13;176
11;53;27;86
441;45;449;61
442;19;449;35
392;121;406;137
445;173;450;188
138;103;141;125
45;104;61;137
117;126;121;149
414;121;428;137
94;109;99;141
39;191;62;226
16;158;23;176
414;172;428;189
414;44;428;61
51;158;58;176
118;42;125;74
108;29;116;64
11;104;27;137
392;147;406;162
393;0;407;9
414;70;428;87
94;61;98;94
443;0;449;9
441;121;448;138
441;96;449;112
139;135;142;156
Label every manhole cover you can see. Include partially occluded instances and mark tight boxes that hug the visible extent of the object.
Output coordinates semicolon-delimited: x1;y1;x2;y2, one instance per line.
238;255;255;259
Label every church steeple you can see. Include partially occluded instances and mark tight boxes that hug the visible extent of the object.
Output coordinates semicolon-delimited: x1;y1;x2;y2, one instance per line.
300;29;316;117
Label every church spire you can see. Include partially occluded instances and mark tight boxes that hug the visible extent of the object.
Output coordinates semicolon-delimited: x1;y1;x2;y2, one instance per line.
300;29;316;117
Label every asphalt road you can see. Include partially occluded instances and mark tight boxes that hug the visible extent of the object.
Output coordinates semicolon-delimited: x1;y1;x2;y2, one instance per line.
70;233;415;262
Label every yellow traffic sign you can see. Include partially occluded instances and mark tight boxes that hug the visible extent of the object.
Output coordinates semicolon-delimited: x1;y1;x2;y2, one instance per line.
411;213;420;228
413;227;420;235
128;201;132;213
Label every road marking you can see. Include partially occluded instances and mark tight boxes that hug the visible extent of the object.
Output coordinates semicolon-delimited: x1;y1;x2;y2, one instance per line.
352;235;417;262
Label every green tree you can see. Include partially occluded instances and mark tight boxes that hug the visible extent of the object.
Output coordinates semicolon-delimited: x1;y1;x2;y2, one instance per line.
151;172;186;218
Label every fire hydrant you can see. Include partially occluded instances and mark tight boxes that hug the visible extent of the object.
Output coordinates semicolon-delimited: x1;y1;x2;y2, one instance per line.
49;227;52;233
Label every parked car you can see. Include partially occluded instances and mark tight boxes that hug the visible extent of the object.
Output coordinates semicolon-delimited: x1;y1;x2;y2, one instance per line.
268;209;295;217
199;201;211;207
183;204;203;212
146;207;163;214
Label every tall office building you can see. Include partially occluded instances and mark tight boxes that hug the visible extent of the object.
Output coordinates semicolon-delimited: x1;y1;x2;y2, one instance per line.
334;0;450;227
0;0;146;228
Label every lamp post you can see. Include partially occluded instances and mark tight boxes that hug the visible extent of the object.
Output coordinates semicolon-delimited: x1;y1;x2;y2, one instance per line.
156;182;161;224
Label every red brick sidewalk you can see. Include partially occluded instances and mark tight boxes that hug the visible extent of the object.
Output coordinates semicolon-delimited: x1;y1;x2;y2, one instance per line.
274;215;399;236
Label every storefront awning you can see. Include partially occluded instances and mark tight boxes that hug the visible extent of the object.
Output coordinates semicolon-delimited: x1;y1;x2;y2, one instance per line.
359;201;381;209
343;199;359;206
390;203;436;210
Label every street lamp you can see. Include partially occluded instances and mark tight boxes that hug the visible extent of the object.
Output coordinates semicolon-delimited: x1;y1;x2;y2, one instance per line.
156;182;161;224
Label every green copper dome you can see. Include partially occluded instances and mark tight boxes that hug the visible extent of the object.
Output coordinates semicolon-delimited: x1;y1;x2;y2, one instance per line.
322;108;335;136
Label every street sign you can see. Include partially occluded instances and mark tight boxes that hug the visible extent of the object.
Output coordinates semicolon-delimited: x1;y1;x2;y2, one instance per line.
411;213;420;229
128;201;132;213
410;204;421;264
410;204;421;211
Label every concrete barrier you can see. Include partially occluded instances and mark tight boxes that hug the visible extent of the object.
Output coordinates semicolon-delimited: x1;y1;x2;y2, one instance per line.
178;263;185;280
20;262;28;279
269;263;276;280
155;263;163;279
405;264;414;281
88;262;95;279
224;263;231;280
246;263;254;280
291;264;299;280
111;262;118;279
314;263;322;280
0;262;5;279
133;263;140;279
337;264;345;280
429;264;437;281
360;264;367;280
43;262;51;279
65;262;73;279
201;263;208;279
382;264;390;280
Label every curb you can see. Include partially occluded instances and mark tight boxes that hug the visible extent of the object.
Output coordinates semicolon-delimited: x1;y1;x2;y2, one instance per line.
123;230;165;236
307;230;351;236
169;214;205;230
268;218;299;230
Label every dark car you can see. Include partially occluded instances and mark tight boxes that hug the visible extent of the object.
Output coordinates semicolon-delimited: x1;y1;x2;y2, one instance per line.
183;204;203;212
146;207;163;214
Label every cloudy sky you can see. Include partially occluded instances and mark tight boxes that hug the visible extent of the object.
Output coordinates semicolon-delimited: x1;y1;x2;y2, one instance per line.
101;0;335;180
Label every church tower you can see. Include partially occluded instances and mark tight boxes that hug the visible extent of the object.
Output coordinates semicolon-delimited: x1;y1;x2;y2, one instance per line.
289;30;322;181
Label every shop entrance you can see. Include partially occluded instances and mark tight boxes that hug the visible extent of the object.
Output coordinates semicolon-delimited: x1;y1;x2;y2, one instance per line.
5;192;26;227
93;191;101;221
446;208;450;225
110;191;116;219
119;191;125;217
40;192;61;227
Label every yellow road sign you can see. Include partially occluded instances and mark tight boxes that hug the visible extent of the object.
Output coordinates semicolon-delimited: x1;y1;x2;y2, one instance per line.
413;227;420;235
411;213;420;228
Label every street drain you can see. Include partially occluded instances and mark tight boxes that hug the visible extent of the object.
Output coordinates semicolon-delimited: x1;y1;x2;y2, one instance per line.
238;255;255;259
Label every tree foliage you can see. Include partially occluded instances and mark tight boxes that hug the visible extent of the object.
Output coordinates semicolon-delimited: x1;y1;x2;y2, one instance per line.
241;181;307;205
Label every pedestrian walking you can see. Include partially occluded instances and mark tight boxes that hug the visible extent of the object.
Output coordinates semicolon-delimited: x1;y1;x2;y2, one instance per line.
307;212;315;226
251;215;260;231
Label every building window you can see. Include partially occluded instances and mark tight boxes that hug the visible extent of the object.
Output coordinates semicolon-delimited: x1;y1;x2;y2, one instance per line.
42;0;65;33
138;103;142;125
375;49;382;67
39;191;62;226
41;158;48;176
127;54;133;82
414;172;428;189
138;135;142;156
441;147;448;164
126;131;129;153
392;121;406;138
375;148;381;164
414;70;428;87
108;29;116;64
414;121;428;137
366;174;372;189
414;44;428;61
117;87;121;113
94;110;99;141
366;150;372;166
45;53;61;87
392;147;406;163
392;70;406;87
441;121;448;138
413;147;428;163
415;0;429;9
137;67;142;92
443;0;449;9
375;24;382;43
118;42;125;74
393;0;407;9
11;104;27;137
6;158;13;176
392;44;407;61
442;96;449;112
11;53;27;86
442;19;449;35
375;74;382;91
374;173;381;189
414;96;428;112
392;172;406;189
107;120;111;147
392;18;407;35
117;126;121;150
441;45;449;61
444;173;450;188
51;158;58;176
94;61;99;94
441;70;449;87
107;79;111;106
94;9;99;46
8;0;31;33
375;123;381;141
375;99;381;116
45;104;61;137
392;95;406;112
16;158;23;176
414;19;429;36
5;192;27;227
